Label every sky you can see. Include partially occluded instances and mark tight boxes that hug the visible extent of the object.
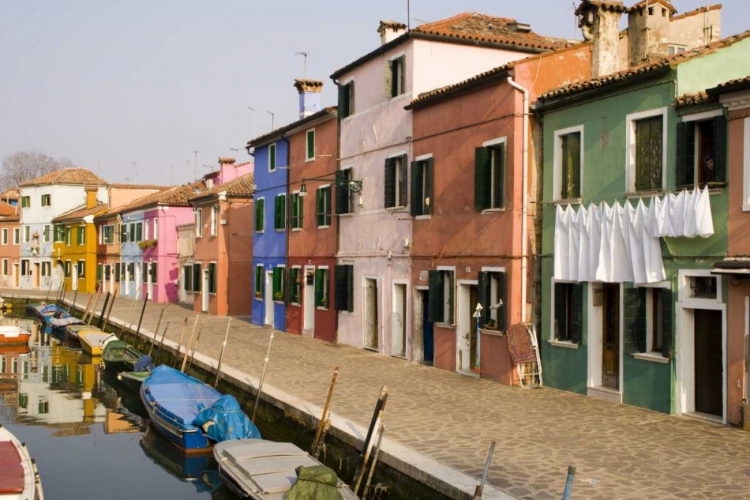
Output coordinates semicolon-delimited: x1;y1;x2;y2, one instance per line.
0;0;746;186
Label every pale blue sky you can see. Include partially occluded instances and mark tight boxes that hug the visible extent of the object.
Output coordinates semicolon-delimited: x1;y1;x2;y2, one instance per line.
0;1;745;185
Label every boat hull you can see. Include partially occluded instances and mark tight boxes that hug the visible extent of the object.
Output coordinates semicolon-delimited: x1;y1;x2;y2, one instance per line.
0;425;43;500
0;334;31;347
142;400;211;453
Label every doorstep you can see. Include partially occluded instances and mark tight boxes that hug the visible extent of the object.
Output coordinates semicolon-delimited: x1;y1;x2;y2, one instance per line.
587;385;623;404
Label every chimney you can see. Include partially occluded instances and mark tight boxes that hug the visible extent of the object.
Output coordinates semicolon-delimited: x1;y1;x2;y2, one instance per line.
378;20;407;46
85;186;98;209
293;79;323;119
628;0;674;66
576;0;627;78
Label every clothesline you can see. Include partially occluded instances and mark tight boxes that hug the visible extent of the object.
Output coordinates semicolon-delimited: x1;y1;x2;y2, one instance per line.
536;183;722;206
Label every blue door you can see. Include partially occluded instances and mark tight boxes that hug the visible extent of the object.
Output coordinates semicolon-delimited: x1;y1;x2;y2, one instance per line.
422;290;434;364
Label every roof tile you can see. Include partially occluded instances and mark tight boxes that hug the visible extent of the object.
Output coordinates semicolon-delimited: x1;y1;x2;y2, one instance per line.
52;203;108;223
18;167;107;187
190;173;255;202
674;91;717;107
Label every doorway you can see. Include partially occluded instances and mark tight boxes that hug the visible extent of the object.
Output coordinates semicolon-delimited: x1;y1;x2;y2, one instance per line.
148;263;154;300
72;265;78;291
13;264;18;288
202;267;209;313
694;309;723;417
602;284;620;390
420;290;434;364
457;284;479;373
265;271;274;327
391;284;407;358
364;278;378;350
303;266;315;332
33;263;40;289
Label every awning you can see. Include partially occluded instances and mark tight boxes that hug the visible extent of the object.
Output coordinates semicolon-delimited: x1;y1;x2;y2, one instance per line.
711;259;750;277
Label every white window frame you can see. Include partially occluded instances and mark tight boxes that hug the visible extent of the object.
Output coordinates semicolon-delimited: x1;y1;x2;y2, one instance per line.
678;269;723;308
482;136;508;212
436;265;456;326
682;108;724;188
388;52;407;98
548;278;581;348
13;228;19;245
268;143;277;172
144;219;149;241
316;265;329;310
553;125;585;201
626;107;668;193
386;150;409;210
632;281;672;363
195;209;203;237
210;205;219;236
316;186;331;229
305;128;315;162
1;229;6;245
153;218;159;239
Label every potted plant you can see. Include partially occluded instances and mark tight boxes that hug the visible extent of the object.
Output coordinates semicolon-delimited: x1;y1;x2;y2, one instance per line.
320;297;328;308
255;291;262;299
274;291;284;301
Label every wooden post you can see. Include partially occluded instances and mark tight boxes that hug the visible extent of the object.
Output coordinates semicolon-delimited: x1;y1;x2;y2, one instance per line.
151;321;169;359
82;293;95;322
312;418;331;460
180;318;199;373
134;293;149;336
472;441;496;500
98;292;111;328
352;387;388;493
311;366;339;454
87;289;101;325
362;424;386;500
251;329;275;424
213;318;232;387
148;308;165;351
353;409;383;495
57;284;67;308
118;298;137;336
102;295;116;331
186;319;205;372
71;287;78;313
44;280;53;303
173;317;191;368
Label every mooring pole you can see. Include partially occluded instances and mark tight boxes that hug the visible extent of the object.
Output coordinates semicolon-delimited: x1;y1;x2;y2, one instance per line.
472;441;496;500
352;386;388;493
186;319;205;372
150;321;169;358
102;295;116;331
87;289;101;325
71;287;78;313
44;280;53;303
353;409;383;495
180;317;199;373
251;329;275;424
149;308;165;347
213;318;232;388
562;466;576;500
174;317;191;368
134;293;149;336
98;292;111;328
311;366;339;454
363;424;386;500
118;298;137;336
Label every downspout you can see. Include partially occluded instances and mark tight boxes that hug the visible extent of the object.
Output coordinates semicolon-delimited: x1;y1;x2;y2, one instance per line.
281;132;291;325
507;76;529;323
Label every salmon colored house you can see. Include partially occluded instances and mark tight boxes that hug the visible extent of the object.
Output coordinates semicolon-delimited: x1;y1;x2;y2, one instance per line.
285;85;339;341
189;172;255;316
0;201;20;288
405;43;592;383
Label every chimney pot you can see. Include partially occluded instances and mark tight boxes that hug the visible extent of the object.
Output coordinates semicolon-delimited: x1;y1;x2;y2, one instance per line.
378;20;407;46
294;79;323;119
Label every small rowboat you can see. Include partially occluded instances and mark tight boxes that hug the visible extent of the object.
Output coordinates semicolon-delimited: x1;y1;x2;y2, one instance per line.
102;340;145;373
0;424;44;500
0;325;31;347
78;330;114;357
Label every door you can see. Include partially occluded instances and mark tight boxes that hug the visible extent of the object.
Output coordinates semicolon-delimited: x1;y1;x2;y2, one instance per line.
303;267;315;332
33;263;40;289
364;278;378;350
264;271;274;327
13;264;18;288
602;284;620;389
72;265;78;291
202;267;209;313
135;262;142;300
421;290;434;364
391;284;407;357
148;263;154;299
694;309;723;417
457;284;479;372
469;286;479;370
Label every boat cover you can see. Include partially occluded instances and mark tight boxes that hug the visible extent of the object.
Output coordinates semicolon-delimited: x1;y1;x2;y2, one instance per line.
192;394;261;442
285;465;344;500
144;365;221;426
134;355;154;372
50;316;86;328
0;440;24;493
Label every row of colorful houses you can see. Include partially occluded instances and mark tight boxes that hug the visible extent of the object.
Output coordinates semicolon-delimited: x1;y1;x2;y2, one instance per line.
3;0;750;427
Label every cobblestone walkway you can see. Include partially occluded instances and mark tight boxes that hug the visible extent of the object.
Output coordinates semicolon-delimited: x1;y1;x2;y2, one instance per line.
17;291;750;499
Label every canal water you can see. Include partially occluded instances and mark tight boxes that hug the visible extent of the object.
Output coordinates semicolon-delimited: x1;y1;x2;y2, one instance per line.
0;312;236;500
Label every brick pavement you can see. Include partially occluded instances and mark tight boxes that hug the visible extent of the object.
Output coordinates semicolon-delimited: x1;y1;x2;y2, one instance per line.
15;290;750;499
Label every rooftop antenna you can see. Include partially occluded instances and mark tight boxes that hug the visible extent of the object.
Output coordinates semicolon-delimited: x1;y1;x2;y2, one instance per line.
248;106;256;138
131;161;138;184
295;52;309;77
266;110;275;131
191;150;198;181
407;0;410;30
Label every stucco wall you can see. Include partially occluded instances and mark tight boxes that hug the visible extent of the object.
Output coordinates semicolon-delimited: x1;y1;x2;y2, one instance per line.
0;220;19;288
676;38;750;96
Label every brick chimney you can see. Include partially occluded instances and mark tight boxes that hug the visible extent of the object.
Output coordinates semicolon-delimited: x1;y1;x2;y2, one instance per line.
378;20;407;46
85;186;98;209
293;79;323;119
576;0;627;78
628;0;675;65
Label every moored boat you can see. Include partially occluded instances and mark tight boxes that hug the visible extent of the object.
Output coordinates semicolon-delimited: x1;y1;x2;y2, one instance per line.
213;439;358;500
140;426;218;492
77;330;113;356
102;340;145;373
0;424;44;500
0;324;31;347
118;370;150;392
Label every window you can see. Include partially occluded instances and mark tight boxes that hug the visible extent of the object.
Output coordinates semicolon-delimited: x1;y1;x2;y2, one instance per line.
338;81;355;118
306;129;315;161
41;194;51;207
135;222;143;242
1;229;6;245
553;282;583;343
269;143;277;172
24;226;30;244
120;224;128;243
625;285;673;357
77;226;85;246
314;268;329;308
2;260;7;276
388;56;406;97
478;271;507;331
193;263;201;292
668;45;686;55
142;262;148;283
207;262;216;293
384;155;408;208
115;263;121;283
676;113;727;188
554;127;583;200
290;192;303;229
255;198;265;232
13;228;19;245
428;270;454;324
97;263;103;281
183;265;193;292
274;194;286;230
334;265;354;312
195;209;203;237
150;262;157;284
129;223;135;243
335;169;354;214
64;260;71;278
316;187;331;227
21;260;29;276
289;267;302;304
103;225;115;244
41;262;50;277
410;157;434;216
128;263;135;282
254;265;263;299
475;141;506;211
272;266;285;301
43;225;50;243
21;196;30;208
210;205;219;236
77;260;85;278
143;220;149;240
627;108;666;192
153;218;159;239
63;227;70;245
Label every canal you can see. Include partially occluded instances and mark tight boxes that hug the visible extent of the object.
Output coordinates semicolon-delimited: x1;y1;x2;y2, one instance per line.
0;314;235;499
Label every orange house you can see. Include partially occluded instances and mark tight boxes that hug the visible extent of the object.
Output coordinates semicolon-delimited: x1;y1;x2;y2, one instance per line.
0;201;20;288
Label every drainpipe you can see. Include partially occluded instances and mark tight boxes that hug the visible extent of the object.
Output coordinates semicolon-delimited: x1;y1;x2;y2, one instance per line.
281;132;291;325
507;76;529;323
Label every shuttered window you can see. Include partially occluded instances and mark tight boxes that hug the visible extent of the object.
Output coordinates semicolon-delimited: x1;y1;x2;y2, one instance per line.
410;158;433;216
97;263;103;281
384;155;408;209
115;263;121;283
208;262;216;293
387;56;406;97
334;265;354;312
272;267;285;301
151;262;158;284
316;187;332;227
288;268;301;304
428;270;454;324
553;282;583;343
184;265;193;292
624;285;647;353
254;265;263;299
274;194;286;230
478;271;507;331
306;129;315;161
561;132;581;199
634;115;663;191
338;82;354;118
193;263;201;292
255;198;265;232
290;192;303;229
676;116;727;188
314;268;329;308
474;143;505;211
77;260;85;278
335;169;353;214
624;286;673;357
77;226;86;246
269;144;277;172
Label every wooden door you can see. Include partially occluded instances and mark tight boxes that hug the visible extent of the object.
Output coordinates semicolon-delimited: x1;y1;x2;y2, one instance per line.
365;279;378;350
421;290;434;364
694;309;723;417
602;284;620;389
469;286;479;370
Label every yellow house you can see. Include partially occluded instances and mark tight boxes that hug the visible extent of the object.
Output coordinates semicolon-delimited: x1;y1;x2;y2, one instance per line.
52;187;106;294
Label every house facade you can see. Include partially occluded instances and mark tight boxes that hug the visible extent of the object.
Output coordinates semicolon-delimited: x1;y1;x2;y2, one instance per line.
330;15;572;357
0;202;20;288
536;0;749;423
176;222;195;305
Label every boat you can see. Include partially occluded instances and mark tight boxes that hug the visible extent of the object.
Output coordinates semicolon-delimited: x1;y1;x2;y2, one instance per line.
0;424;44;500
101;339;145;373
35;304;70;325
118;370;150;392
140;365;260;453
78;330;113;356
213;439;358;500
0;324;31;347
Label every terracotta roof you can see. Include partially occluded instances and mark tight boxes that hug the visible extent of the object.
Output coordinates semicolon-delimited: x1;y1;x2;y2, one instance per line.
575;0;627;15
706;76;750;96
674;91;717;107
672;3;721;21
18;167;107;187
0;202;19;221
52;203;107;223
108;183;171;190
95;182;206;219
218;158;236;165
331;12;573;79
630;0;677;14
248;107;337;149
537;30;750;105
190;173;255;202
0;188;19;201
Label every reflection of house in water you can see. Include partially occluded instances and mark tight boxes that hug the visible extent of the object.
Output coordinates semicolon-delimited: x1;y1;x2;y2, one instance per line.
15;344;106;435
0;344;32;421
104;409;142;435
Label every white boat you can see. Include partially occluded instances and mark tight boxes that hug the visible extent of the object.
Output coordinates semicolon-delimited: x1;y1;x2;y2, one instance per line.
0;425;43;500
213;439;358;500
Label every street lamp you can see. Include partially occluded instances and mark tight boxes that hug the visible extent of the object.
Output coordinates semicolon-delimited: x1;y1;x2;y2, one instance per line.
298;175;363;197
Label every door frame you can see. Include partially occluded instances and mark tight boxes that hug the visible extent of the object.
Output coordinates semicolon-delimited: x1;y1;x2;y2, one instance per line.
362;275;380;351
202;266;209;313
33;262;41;289
586;282;624;399
456;279;478;373
303;265;315;333
390;280;409;358
264;270;274;327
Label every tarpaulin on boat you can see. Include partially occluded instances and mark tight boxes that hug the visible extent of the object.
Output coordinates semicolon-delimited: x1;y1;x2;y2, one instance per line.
285;465;344;500
192;394;261;442
134;355;153;372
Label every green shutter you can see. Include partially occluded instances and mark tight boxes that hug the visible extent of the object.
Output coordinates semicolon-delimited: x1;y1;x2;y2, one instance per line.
254;266;262;296
307;130;315;159
399;58;406;95
494;144;506;208
475;147;491;211
338;84;349;118
314;269;324;306
255;198;264;231
193;263;201;292
478;272;490;327
562;133;581;199
335;170;348;214
334;265;349;311
427;270;443;323
661;287;673;357
497;272;507;332
384;158;395;208
274;195;285;230
399;155;409;207
624;285;647;353
409;161;421;216
298;194;304;228
386;60;394;97
316;189;324;226
424;158;434;215
554;283;566;340
142;262;148;282
676;121;696;188
97;264;103;281
713;115;727;184
570;284;584;344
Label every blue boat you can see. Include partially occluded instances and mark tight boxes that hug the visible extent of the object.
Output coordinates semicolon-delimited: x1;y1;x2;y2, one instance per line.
140;365;260;453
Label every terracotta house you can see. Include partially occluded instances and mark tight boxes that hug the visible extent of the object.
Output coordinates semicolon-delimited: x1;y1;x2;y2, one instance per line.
0;201;20;288
189;172;255;316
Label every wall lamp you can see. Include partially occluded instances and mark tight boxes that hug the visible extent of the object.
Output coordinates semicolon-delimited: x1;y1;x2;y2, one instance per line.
299;175;363;197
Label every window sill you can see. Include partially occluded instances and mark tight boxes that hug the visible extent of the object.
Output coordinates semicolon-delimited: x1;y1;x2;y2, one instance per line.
317;225;331;230
548;339;579;349
290;302;300;307
551;198;583;206
481;208;505;215
435;322;455;328
386;206;408;213
316;306;329;311
632;352;670;364
743;203;750;212
481;328;504;337
415;215;431;220
275;229;286;232
291;228;302;232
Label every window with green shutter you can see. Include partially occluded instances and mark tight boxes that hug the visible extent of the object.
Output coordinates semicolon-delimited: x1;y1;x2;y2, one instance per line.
63;227;70;245
255;198;265;232
553;282;583;343
388;56;406;97
560;132;581;199
97;263;103;280
306;129;315;161
335;169;353;214
474;144;505;211
428;270;454;324
478;271;506;331
338;82;354;118
77;226;86;246
410;158;433;216
208;262;216;293
142;262;148;283
274;194;286;230
676;116;727;188
334;265;354;312
136;222;143;242
385;155;408;209
316;187;331;227
634;115;663;191
77;260;85;278
193;263;201;292
269;144;277;172
290;192;303;229
254;265;263;299
314;268;329;308
289;268;301;304
115;263;121;283
272;267;285;301
184;265;193;292
624;285;647;353
151;262;158;284
54;225;64;242
120;224;128;243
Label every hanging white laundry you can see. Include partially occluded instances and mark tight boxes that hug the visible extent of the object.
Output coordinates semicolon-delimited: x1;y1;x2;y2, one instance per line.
554;205;570;280
668;191;687;237
587;203;602;281
568;205;582;281
684;187;698;238
613;202;634;282
576;205;590;282
626;202;646;284
695;186;715;237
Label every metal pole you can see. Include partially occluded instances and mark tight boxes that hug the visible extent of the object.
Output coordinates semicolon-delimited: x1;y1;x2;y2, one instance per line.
311;366;339;454
473;441;496;500
134;293;149;336
362;424;385;500
562;465;576;500
251;329;275;423
214;318;232;387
